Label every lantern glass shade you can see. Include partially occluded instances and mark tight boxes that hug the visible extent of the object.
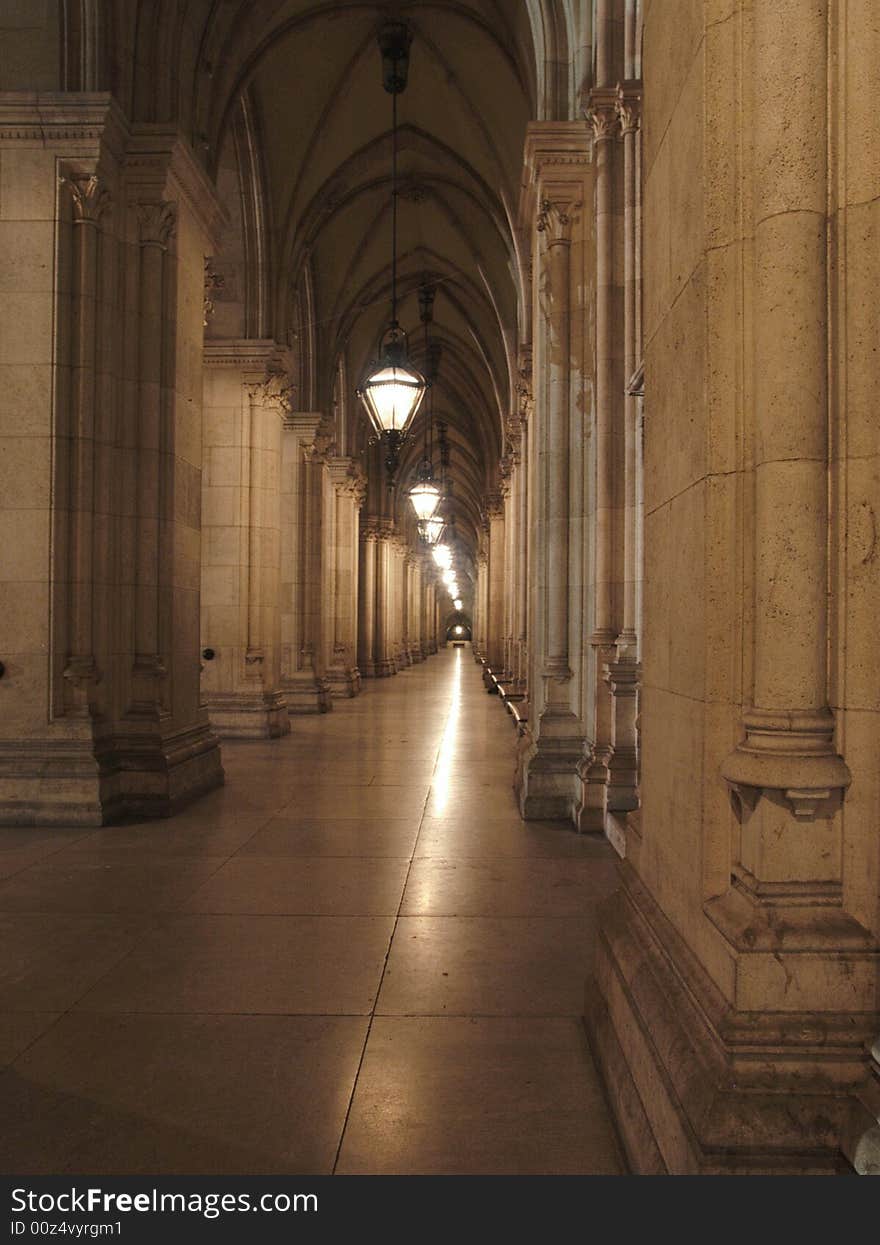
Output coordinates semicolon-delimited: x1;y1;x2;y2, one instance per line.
357;337;427;436
453;598;463;610
433;544;452;567
409;480;441;521
419;516;444;545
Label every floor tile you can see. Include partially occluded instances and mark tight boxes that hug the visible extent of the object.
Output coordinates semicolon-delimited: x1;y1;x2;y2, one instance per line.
416;818;613;858
0;858;223;913
0;1013;61;1067
377;916;600;1016
277;786;429;818
400;857;619;916
0;913;151;1011
0;828;94;878
74;914;395;1015
185;857;410;916
1;1013;368;1174
239;818;420;858
336;1017;623;1174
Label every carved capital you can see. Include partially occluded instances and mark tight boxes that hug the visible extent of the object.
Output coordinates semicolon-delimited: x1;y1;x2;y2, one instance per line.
484;491;504;520
617;81;643;135
63;172;111;226
583;86;622;144
246;369;294;416
537;198;578;244
137;201;176;248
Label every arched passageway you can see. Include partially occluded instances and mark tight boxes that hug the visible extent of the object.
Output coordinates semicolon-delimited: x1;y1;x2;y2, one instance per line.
1;0;879;1178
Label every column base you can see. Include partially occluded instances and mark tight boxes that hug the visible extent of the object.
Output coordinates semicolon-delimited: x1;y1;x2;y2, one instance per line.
326;667;361;698
373;659;397;678
283;674;333;713
515;713;584;821
205;690;290;738
0;718;224;826
587;860;875;1174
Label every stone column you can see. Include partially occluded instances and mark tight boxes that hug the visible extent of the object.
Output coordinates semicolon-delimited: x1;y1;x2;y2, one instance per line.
373;521;396;677
393;536;410;668
0;100;224;822
406;552;424;662
280;413;332;712
598;81;645;829
510;374;531;700
422;567;438;656
358;518;379;677
200;343;289;737
588;0;876;1174
325;456;365;697
515;122;592;821
60;171;110;718
577;92;624;832
485;492;506;672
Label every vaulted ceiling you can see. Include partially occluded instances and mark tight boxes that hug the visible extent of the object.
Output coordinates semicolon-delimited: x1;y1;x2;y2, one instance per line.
85;1;588;562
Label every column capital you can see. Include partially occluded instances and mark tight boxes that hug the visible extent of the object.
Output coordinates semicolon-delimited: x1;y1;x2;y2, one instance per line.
327;455;367;504
537;196;580;244
125;125;228;249
583;85;622;143
483;491;504;520
61;169;112;225
616;80;643;135
136;200;176;248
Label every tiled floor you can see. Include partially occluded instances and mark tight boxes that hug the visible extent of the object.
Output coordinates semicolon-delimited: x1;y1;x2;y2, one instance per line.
0;647;624;1175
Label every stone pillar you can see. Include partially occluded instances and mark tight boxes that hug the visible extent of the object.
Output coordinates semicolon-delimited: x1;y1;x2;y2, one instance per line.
511;372;531;700
598;81;644;830
474;547;488;664
358;518;379;677
406;553;424;662
577;90;624;833
325;457;365;697
720;3;849;832
200;344;289;738
392;536;410;669
0;97;224;824
515;122;592;821
280;413;332;712
373;522;396;677
422;568;438;656
588;0;877;1174
485;492;506;671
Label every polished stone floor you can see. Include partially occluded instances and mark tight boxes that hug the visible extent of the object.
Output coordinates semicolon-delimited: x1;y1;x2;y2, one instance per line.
0;647;624;1174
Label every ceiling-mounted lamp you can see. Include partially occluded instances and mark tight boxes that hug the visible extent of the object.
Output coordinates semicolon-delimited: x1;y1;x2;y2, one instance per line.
356;20;427;489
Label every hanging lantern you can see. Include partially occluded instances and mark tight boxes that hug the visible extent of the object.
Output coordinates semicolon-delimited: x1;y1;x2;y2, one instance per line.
419;516;445;545
356;21;426;487
409;478;442;521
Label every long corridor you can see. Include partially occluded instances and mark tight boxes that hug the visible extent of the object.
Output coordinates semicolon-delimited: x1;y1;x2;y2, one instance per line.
0;649;623;1175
